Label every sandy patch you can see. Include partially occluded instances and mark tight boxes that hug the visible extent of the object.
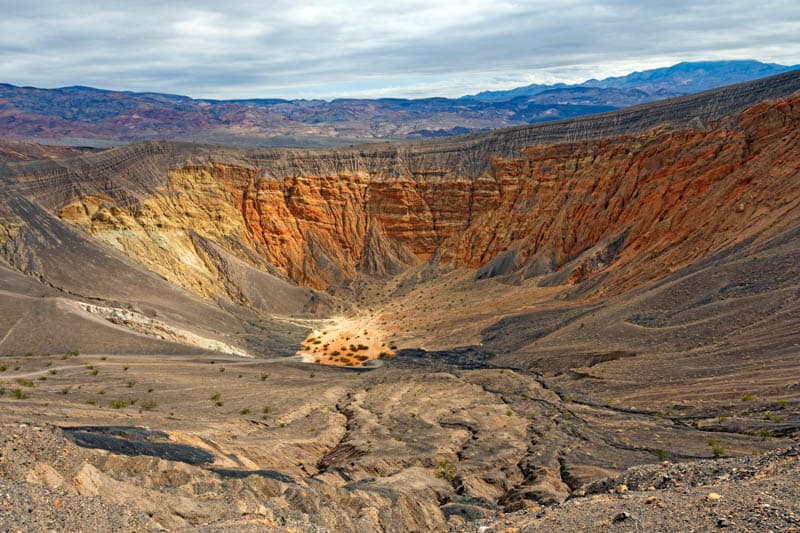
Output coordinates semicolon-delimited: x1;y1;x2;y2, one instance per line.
297;315;395;367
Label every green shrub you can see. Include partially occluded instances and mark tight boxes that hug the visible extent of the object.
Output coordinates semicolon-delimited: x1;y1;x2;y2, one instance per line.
210;392;221;401
435;461;457;481
15;378;34;387
13;388;29;399
110;399;130;409
140;399;157;411
707;439;725;457
655;449;669;460
741;393;754;402
240;408;251;415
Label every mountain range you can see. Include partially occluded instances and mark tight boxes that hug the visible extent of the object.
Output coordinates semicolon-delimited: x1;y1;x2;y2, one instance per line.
0;60;796;147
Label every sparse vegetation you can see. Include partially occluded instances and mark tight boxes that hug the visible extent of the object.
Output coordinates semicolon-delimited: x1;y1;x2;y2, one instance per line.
763;412;782;423
211;393;221;401
110;399;130;409
13;389;29;399
15;378;34;387
141;399;157;411
240;408;251;415
260;373;269;380
655;449;669;460
48;369;57;375
741;393;754;402
435;461;457;481
707;439;725;457
759;429;774;440
126;380;136;388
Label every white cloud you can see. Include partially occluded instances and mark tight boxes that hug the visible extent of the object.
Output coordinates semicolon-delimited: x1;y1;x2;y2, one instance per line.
0;0;797;98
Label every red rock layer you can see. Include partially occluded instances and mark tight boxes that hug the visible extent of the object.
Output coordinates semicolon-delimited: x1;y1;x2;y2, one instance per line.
176;95;797;294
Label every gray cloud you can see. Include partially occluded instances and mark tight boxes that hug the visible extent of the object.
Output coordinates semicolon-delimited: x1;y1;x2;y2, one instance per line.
0;0;798;98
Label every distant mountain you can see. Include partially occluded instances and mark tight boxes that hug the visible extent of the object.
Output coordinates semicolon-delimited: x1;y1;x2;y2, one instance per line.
0;60;796;147
468;60;798;102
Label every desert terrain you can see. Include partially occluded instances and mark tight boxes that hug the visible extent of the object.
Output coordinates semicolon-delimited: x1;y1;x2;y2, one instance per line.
0;71;799;531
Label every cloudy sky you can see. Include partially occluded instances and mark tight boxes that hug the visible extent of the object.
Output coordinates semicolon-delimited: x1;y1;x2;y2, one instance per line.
0;1;798;99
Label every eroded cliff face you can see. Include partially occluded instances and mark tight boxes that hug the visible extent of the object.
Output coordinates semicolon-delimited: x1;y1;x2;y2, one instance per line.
58;94;800;304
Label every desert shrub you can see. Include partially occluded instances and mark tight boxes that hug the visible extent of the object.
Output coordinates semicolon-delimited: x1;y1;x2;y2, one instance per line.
763;412;781;423
12;389;28;399
435;461;457;481
741;393;754;402
15;378;34;387
260;373;269;380
759;429;774;440
655;449;669;460
110;399;130;409
240;408;251;415
141;399;157;411
210;392;221;401
707;439;725;457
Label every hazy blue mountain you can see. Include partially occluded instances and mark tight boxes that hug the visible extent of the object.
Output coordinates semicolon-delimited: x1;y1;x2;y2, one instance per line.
467;60;798;102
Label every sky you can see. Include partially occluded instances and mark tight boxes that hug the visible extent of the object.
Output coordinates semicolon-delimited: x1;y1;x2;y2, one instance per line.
0;1;798;100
